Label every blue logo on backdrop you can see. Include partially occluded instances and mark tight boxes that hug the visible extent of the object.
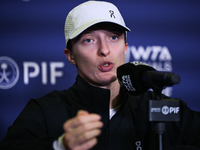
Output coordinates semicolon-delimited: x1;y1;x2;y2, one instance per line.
0;56;20;89
0;56;65;89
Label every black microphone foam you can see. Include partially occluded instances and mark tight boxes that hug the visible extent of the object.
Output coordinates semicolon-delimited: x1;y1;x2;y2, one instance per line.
117;61;180;95
117;61;155;95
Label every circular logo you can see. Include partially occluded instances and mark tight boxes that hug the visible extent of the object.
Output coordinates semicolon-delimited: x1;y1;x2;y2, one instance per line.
0;56;20;89
162;106;169;115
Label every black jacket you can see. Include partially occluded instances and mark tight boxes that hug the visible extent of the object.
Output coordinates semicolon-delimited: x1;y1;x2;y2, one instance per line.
0;75;200;150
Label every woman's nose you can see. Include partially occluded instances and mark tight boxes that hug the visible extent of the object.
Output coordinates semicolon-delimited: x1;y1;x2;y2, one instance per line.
98;38;110;57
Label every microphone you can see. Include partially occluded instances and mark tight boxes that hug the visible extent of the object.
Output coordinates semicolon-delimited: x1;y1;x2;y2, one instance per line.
117;61;180;95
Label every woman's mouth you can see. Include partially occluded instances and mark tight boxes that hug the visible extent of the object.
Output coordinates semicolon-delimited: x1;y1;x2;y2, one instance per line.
99;61;114;72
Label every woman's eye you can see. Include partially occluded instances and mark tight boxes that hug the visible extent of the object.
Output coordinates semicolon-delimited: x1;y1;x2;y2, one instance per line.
111;36;118;40
84;39;93;43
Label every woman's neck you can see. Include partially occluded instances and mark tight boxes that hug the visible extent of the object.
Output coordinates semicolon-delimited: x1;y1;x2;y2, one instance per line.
108;80;121;109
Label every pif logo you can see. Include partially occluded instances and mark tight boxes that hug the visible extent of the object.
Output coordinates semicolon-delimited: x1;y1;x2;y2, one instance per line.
0;56;20;89
162;106;180;115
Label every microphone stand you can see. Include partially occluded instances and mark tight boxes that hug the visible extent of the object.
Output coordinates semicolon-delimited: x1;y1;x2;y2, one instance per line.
152;88;165;150
144;73;180;150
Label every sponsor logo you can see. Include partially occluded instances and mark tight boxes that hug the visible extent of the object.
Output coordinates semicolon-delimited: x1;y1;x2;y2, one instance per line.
126;46;172;64
162;106;180;115
0;56;20;89
135;141;142;150
151;106;180;115
23;62;64;85
161;106;170;115
122;75;135;91
0;56;65;90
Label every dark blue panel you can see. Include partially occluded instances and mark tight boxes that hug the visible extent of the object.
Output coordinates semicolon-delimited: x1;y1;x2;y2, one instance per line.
0;0;200;142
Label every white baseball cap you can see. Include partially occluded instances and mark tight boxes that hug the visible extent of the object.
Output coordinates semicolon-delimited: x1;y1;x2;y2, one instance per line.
64;0;130;46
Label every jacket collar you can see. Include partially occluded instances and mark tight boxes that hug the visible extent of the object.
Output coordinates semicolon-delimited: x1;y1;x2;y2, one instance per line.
69;75;111;113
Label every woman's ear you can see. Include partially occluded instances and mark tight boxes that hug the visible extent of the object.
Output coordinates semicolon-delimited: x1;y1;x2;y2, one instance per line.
64;48;76;65
125;42;128;55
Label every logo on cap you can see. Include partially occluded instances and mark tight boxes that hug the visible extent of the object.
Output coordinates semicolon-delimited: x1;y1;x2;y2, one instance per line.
0;56;19;89
109;10;115;18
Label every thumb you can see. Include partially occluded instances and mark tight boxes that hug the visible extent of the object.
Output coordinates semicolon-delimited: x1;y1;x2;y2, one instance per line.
77;110;89;116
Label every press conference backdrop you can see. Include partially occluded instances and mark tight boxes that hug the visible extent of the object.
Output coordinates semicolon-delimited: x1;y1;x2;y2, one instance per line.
0;0;200;141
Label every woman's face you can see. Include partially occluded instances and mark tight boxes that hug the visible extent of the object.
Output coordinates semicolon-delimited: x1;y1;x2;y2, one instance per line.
65;24;128;88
